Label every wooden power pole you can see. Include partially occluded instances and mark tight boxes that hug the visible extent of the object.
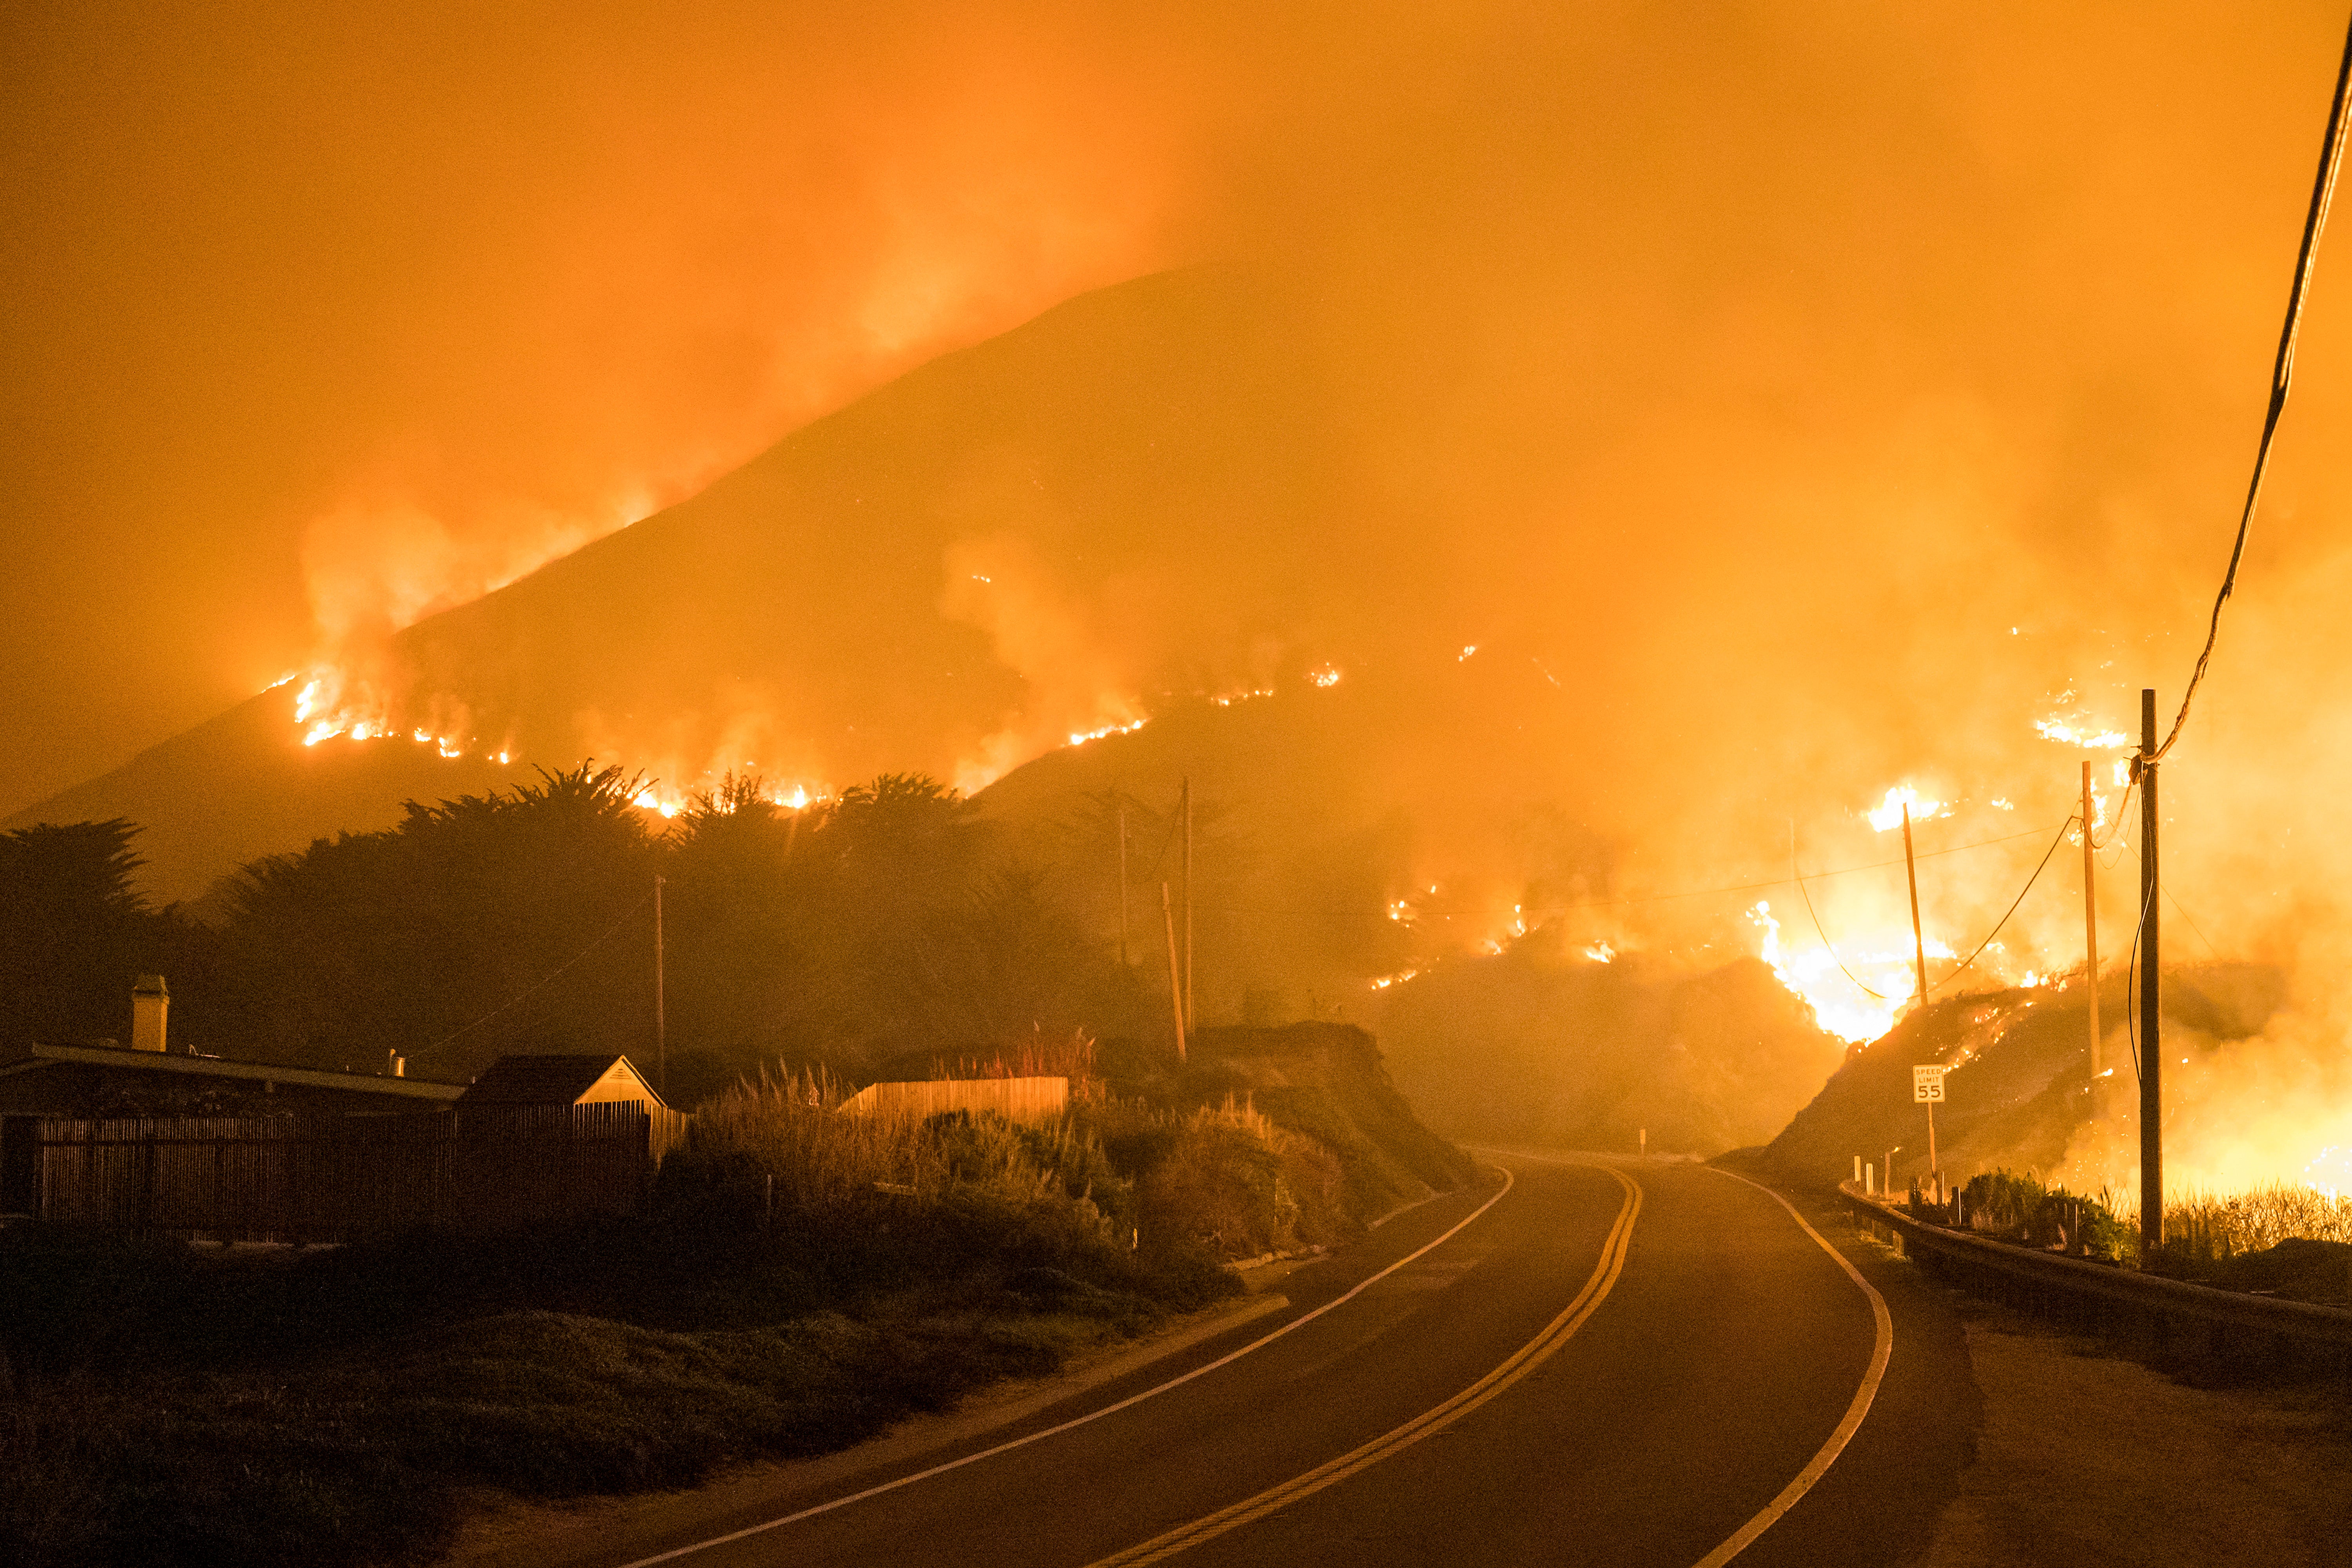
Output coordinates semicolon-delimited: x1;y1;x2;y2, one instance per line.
1181;777;1193;1034
1161;882;1187;1062
2138;688;2162;1253
2081;760;2101;1099
1901;802;1929;1009
653;872;667;1098
1117;801;1130;968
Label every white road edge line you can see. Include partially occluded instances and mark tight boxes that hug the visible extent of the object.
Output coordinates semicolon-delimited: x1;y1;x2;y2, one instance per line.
1083;1164;1643;1568
612;1165;1519;1568
1690;1168;1895;1568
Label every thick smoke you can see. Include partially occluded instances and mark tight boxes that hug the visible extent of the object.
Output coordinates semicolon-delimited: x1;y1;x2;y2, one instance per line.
14;5;2352;1179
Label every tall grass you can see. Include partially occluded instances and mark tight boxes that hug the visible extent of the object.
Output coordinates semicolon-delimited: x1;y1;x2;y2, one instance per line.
684;1063;1353;1264
2152;1184;2352;1263
690;1064;947;1213
1939;1166;2352;1276
931;1027;1109;1100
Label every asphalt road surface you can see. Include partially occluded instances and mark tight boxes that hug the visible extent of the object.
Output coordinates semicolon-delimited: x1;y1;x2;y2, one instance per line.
559;1155;1973;1568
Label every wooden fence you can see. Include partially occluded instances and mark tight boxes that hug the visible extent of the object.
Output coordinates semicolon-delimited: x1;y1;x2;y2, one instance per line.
27;1104;657;1240
836;1076;1069;1124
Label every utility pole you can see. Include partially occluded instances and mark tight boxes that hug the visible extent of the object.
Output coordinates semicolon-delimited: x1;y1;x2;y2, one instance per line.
2138;688;2162;1254
1161;882;1187;1062
653;872;667;1098
1181;777;1193;1035
1117;800;1130;968
1901;802;1929;1010
2081;760;2101;1100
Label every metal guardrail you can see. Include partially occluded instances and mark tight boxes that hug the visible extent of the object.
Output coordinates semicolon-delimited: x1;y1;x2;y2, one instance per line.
1837;1186;2352;1357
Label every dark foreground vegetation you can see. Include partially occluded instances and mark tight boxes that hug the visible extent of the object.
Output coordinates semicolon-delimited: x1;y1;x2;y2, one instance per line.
1;1025;1470;1568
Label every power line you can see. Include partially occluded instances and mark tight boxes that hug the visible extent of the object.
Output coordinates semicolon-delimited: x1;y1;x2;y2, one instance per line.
2124;853;2158;1087
1791;827;1898;1001
1197;824;2057;920
2110;837;2223;958
1924;816;2077;996
419;888;656;1058
2156;12;2352;763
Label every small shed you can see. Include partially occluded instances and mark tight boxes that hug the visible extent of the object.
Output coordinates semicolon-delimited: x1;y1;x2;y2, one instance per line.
458;1054;672;1111
458;1053;687;1161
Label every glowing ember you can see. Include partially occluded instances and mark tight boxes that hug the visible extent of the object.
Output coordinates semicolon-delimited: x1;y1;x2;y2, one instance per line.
1583;941;1616;963
1308;664;1343;688
1387;898;1414;922
1864;785;1946;833
1209;687;1275;707
2034;716;2132;749
1457;645;1477;661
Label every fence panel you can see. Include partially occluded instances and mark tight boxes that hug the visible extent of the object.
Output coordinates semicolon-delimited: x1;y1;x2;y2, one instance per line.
837;1076;1070;1124
33;1106;653;1240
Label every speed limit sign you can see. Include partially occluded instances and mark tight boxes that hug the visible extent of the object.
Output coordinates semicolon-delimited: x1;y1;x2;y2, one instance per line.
1914;1065;1947;1103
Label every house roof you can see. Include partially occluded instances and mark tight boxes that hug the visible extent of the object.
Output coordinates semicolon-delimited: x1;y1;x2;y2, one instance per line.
456;1053;668;1109
0;1041;466;1102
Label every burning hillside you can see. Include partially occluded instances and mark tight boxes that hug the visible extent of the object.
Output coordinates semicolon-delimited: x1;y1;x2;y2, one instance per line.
12;3;2352;1203
1759;961;2352;1210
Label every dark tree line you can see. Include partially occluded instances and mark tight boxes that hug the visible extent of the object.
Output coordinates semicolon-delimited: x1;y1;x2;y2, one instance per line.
0;819;162;1051
1;767;1152;1106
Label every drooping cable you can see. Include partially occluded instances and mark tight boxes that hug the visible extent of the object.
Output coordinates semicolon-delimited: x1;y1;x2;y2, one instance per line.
2123;854;2158;1086
421;888;656;1057
1924;815;2078;996
2155;11;2352;763
1790;825;1897;1001
1204;825;2058;920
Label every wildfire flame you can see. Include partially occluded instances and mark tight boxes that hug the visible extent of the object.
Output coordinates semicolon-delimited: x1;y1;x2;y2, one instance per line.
1067;717;1148;747
1308;664;1343;689
1864;785;1946;833
1749;899;1957;1044
2034;716;2132;749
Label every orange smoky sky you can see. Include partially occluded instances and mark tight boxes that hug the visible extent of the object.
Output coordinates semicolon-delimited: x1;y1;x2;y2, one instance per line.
7;0;2352;892
1;0;1217;813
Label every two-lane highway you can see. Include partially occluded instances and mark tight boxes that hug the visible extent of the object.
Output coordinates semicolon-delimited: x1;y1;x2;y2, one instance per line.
554;1156;1963;1568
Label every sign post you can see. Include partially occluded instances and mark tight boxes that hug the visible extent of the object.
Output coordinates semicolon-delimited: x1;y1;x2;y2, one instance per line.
1914;1064;1947;1197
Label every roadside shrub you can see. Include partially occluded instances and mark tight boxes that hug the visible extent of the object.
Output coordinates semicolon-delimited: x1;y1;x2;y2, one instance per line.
1132;1096;1350;1260
1950;1169;2128;1258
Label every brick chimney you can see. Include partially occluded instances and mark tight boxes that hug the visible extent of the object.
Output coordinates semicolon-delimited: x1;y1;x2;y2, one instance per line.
132;975;169;1053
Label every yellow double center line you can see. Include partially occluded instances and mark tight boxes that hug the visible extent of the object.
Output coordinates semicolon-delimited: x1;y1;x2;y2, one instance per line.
1085;1165;1644;1568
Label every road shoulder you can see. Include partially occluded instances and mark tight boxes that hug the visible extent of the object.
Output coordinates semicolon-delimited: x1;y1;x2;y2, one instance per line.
439;1287;1290;1568
1915;1293;2352;1568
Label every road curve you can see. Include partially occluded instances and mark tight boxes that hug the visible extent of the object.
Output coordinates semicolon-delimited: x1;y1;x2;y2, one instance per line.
551;1156;1968;1568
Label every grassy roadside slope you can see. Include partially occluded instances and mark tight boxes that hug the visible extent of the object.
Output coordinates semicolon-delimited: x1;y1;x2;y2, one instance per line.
2;1027;1469;1568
